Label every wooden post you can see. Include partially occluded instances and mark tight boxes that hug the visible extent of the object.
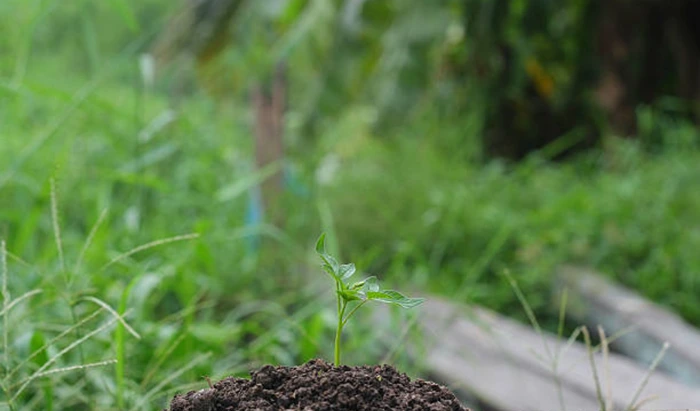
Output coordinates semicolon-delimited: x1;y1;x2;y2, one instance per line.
252;62;286;225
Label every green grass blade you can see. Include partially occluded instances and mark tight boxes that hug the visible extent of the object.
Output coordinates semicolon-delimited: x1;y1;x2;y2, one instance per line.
215;161;283;202
12;316;120;401
1;240;9;380
0;81;98;192
49;178;65;278
74;208;108;274
31;359;117;379
0;289;43;318
80;296;140;339
625;342;670;411
105;0;139;32
100;233;200;271
130;352;212;411
8;308;103;381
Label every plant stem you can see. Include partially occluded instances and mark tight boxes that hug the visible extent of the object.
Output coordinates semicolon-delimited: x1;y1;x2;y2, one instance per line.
334;300;369;365
341;301;367;328
334;301;347;365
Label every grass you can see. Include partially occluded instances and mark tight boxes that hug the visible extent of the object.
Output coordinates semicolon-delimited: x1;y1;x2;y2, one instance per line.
506;269;674;411
1;5;327;408
321;136;700;329
2;1;700;410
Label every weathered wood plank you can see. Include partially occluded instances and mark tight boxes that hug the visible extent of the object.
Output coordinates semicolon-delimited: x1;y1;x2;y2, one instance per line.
555;265;700;387
390;298;700;411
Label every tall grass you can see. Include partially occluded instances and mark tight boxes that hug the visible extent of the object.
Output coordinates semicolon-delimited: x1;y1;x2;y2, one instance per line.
2;0;700;409
1;4;333;409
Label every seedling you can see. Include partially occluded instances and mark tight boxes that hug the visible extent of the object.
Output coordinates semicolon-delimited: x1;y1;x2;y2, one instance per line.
315;234;424;365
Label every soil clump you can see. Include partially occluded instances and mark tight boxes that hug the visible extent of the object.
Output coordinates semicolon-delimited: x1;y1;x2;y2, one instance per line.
166;358;468;410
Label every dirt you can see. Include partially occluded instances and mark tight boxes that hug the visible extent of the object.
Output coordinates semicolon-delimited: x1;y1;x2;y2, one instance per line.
166;358;469;411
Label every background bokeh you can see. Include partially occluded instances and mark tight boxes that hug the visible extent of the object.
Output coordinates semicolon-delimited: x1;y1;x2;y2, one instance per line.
1;0;699;409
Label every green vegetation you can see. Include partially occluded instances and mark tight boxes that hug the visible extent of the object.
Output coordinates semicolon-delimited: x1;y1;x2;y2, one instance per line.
323;137;700;328
1;0;700;410
315;234;423;365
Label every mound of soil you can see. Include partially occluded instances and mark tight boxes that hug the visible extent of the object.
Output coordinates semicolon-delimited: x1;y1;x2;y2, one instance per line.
166;358;468;411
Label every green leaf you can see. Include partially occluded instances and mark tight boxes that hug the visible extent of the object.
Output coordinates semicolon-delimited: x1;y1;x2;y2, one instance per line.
366;290;425;308
363;277;380;292
352;276;380;298
30;330;54;411
30;331;50;367
338;263;356;280
316;233;341;277
320;255;340;278
350;279;366;290
338;289;362;302
315;233;327;254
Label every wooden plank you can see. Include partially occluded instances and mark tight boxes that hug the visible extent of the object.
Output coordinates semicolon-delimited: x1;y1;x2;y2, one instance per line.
555;265;700;387
383;298;700;411
413;299;598;410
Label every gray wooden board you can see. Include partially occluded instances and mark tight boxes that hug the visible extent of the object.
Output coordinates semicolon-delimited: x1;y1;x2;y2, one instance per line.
379;298;700;411
555;265;700;387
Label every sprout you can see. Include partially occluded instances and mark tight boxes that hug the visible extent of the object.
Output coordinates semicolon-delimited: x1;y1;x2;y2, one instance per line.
315;234;424;365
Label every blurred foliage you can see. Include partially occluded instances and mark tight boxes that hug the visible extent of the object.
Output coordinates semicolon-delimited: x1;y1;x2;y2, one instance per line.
2;0;700;410
146;0;700;162
458;0;601;157
320;134;700;328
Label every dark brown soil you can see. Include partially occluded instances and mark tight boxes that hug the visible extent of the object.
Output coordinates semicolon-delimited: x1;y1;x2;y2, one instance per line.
166;358;469;411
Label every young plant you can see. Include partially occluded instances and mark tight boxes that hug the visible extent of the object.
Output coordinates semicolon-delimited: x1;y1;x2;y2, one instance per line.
315;234;424;365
